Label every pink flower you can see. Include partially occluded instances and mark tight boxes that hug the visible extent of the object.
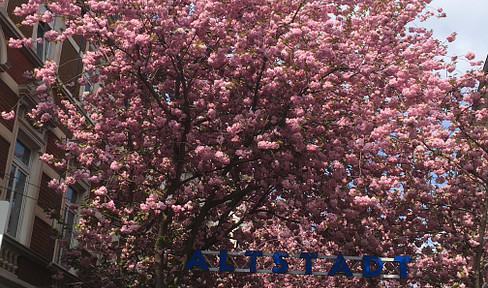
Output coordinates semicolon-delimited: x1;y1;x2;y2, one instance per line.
306;144;318;151
120;224;139;233
134;34;150;45
465;51;476;60
48;178;60;189
94;186;108;196
43;30;58;42
446;32;456;42
40;153;54;163
110;161;123;171
446;64;456;73
157;201;166;210
40;112;52;122
257;141;279;150
140;203;149;212
470;60;483;66
37;84;47;93
56;183;67;194
214;151;229;164
207;108;216;119
65;176;76;185
102;200;115;210
23;38;33;48
8;39;23;48
1;110;15;120
279;230;290;239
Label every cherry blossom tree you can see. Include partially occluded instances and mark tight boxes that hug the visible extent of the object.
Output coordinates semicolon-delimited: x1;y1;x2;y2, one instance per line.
410;65;488;288
7;0;488;286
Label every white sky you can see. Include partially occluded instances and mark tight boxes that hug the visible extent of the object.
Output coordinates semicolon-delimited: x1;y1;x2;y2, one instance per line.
420;0;488;73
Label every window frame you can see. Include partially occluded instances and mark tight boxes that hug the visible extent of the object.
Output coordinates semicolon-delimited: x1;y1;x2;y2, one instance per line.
57;185;82;264
5;140;32;239
34;5;55;62
35;21;52;62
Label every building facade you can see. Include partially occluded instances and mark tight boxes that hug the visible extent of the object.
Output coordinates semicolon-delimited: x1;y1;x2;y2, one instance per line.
0;0;90;286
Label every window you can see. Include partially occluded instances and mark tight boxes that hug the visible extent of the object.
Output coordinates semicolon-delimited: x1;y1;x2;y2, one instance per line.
58;186;79;263
79;71;100;116
5;140;31;238
36;21;51;62
35;4;55;62
82;72;94;95
63;186;78;247
80;72;93;111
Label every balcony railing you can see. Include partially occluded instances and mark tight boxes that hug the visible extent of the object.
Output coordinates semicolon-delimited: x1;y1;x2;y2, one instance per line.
0;234;84;288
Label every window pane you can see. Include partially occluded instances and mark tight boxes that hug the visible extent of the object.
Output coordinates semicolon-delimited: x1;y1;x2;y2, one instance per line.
7;166;27;237
64;209;75;242
66;186;78;203
14;141;31;166
6;165;16;201
36;22;51;62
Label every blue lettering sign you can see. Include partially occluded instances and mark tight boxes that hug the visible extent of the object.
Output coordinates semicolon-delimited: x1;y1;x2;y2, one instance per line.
185;248;411;278
272;251;289;273
362;255;383;277
185;248;209;270
328;253;352;276
219;250;234;271
299;253;318;275
245;251;263;272
394;256;412;278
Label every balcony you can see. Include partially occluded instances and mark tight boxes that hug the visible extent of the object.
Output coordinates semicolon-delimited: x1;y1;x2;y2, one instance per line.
0;234;83;288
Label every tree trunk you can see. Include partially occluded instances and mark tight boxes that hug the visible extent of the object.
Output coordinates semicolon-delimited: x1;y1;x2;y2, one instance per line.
154;210;173;288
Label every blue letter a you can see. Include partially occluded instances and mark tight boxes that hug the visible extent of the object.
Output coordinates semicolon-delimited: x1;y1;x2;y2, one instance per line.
185;248;209;270
328;253;353;276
